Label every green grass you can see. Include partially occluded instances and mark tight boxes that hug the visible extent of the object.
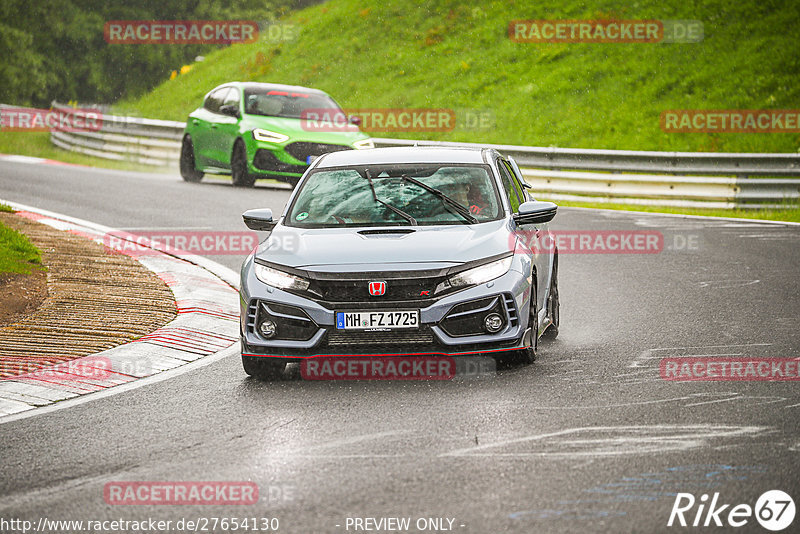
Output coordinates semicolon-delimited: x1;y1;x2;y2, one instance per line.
556;199;800;223
0;131;174;173
117;0;800;153
0;210;44;275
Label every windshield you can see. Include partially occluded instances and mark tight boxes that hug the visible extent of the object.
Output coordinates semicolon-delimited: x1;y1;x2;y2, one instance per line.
286;164;502;227
243;88;341;119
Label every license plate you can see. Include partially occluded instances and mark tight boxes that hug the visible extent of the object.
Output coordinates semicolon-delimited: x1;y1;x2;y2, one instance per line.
336;310;419;330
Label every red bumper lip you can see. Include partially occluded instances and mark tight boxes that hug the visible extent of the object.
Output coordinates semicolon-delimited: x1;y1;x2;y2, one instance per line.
242;345;520;359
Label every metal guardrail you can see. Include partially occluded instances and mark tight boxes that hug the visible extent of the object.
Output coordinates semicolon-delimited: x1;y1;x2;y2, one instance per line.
34;103;800;209
372;138;800;177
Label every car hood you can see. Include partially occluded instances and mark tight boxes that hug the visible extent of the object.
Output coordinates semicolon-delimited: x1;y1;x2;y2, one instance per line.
243;115;369;144
255;219;513;273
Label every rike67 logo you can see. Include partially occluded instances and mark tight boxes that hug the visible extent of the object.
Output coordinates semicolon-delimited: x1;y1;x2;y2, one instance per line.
668;490;795;531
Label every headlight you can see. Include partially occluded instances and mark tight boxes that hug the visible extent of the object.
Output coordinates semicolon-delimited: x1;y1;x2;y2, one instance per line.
253;129;289;143
353;138;374;150
254;263;309;291
435;256;513;294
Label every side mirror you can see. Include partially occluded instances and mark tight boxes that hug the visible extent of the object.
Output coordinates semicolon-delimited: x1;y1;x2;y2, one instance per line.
242;208;276;231
513;201;557;226
348;115;362;126
219;104;240;118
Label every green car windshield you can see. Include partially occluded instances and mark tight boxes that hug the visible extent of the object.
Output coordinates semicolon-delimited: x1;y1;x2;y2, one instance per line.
286;164;503;227
244;88;341;120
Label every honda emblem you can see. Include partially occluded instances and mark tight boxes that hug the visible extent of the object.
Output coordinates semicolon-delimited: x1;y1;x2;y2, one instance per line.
368;281;386;296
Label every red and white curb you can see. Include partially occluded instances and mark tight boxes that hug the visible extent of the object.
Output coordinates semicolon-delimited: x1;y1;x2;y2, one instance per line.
0;200;242;418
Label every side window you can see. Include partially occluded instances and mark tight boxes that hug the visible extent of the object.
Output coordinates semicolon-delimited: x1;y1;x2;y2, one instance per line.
222;87;240;110
204;87;230;113
504;160;529;202
497;159;522;212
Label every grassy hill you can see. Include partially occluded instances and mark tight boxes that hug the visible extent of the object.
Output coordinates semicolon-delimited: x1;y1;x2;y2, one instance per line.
119;0;800;153
0;205;43;275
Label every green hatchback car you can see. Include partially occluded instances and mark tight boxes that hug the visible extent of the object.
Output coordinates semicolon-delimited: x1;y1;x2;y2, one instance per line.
180;82;373;187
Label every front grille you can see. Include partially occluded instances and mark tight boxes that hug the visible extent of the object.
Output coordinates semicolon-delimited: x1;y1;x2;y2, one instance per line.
253;149;306;173
309;275;446;305
284;142;352;162
327;326;434;346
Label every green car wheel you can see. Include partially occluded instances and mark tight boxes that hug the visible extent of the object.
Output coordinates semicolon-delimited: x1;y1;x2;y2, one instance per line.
179;135;204;183
231;140;256;187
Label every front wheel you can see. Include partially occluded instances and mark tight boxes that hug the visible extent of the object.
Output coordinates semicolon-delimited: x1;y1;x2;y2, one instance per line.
501;284;538;366
242;355;286;380
231;140;256;187
179;135;204;182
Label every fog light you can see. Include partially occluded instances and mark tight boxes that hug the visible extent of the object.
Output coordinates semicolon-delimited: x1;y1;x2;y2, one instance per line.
259;319;277;338
484;313;503;333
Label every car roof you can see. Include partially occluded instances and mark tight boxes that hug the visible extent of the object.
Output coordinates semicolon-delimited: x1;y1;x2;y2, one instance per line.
218;81;331;96
315;147;492;167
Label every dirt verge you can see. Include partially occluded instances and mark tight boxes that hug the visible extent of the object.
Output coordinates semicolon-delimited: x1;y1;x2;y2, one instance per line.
0;211;177;377
0;270;48;327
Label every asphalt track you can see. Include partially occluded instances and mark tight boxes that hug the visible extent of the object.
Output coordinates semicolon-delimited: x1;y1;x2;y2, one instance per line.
0;160;799;533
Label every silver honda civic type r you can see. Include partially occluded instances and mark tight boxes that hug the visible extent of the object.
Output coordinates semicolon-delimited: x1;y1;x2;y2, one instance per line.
239;146;560;378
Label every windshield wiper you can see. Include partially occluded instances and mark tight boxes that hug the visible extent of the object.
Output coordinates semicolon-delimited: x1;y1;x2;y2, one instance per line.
364;170;417;226
400;174;478;224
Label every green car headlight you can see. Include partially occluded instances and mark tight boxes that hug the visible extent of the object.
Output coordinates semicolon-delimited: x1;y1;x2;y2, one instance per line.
254;263;310;291
435;256;513;294
353;138;375;150
253;128;289;143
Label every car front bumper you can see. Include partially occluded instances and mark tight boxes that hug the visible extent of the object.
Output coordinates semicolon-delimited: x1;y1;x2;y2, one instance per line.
239;255;534;360
244;138;359;179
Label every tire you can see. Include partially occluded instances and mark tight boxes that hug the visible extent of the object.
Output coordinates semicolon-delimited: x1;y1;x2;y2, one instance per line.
179;135;204;182
502;284;538;365
542;253;560;339
242;355;286;380
231;140;256;187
